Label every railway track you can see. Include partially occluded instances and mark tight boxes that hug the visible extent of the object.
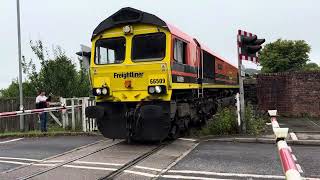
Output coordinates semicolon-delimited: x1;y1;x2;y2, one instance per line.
16;139;123;180
14;139;172;180
99;141;171;180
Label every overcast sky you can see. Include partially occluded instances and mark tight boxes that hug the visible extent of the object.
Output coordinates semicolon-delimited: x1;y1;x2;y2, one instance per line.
1;0;319;88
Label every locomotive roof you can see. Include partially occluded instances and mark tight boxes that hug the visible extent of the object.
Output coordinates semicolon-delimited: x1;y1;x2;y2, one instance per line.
92;7;236;68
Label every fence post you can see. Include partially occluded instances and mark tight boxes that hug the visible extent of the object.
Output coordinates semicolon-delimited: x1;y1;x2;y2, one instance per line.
93;99;97;131
60;97;66;129
71;98;75;131
77;99;81;129
82;98;87;132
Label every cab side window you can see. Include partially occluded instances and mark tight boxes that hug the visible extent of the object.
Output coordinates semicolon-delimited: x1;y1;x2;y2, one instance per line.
174;39;187;64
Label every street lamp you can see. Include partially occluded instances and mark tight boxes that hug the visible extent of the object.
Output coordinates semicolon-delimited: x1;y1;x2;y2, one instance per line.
16;0;24;131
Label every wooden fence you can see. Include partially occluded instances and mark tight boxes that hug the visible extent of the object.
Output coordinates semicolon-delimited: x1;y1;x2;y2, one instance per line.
0;97;38;132
0;97;97;132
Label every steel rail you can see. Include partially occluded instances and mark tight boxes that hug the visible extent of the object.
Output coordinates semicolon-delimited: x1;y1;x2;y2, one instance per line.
17;140;124;180
2;139;106;174
99;141;172;180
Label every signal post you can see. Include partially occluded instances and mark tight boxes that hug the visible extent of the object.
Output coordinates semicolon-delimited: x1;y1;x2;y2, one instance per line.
237;30;265;133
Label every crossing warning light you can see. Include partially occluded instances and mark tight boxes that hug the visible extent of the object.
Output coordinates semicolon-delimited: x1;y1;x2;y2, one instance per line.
237;30;265;63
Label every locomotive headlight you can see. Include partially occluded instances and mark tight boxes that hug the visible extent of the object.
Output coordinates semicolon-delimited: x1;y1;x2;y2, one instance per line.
148;86;155;94
155;86;162;93
102;88;108;95
95;88;102;95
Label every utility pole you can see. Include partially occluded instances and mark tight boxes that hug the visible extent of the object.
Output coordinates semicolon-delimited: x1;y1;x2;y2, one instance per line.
16;0;24;131
238;54;246;133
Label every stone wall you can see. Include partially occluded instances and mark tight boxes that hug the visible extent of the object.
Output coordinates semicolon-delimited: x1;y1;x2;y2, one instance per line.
257;72;320;117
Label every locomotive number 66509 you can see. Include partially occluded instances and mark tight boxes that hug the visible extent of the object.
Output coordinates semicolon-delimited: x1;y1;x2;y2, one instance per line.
150;78;165;84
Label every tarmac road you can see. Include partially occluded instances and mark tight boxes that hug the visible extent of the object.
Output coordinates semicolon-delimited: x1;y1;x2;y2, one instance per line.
0;136;319;179
0;136;103;173
160;141;320;179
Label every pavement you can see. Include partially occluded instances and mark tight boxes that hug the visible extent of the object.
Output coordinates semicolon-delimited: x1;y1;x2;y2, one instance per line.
277;117;320;141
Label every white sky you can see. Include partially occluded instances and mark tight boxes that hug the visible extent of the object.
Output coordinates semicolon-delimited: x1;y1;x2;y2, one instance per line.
1;0;319;88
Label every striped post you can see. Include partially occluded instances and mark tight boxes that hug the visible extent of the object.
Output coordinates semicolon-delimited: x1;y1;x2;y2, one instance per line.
268;110;302;180
277;141;301;179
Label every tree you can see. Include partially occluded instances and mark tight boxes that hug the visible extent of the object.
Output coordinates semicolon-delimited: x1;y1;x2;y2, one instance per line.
303;62;320;71
0;40;90;98
0;80;37;98
259;39;311;73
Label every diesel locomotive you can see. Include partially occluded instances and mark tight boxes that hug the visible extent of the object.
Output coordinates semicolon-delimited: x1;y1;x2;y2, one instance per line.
85;7;239;141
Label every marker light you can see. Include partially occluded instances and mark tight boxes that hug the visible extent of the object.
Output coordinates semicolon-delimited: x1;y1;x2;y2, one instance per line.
148;86;155;94
102;88;108;95
95;88;102;95
123;25;132;34
155;86;162;93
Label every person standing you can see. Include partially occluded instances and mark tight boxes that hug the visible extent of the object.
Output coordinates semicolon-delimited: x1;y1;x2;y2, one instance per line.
36;90;48;132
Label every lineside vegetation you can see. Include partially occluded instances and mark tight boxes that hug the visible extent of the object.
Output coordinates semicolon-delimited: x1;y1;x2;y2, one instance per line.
195;104;267;136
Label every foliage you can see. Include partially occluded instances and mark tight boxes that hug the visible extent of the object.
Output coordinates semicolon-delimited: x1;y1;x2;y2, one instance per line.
245;104;267;135
199;104;267;136
303;62;320;71
0;40;90;98
0;79;37;98
200;107;237;135
259;39;311;73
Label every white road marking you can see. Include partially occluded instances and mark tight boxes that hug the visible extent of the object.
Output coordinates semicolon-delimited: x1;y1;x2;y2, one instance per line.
124;170;157;177
0;138;24;144
63;164;117;171
168;170;285;179
0;160;30;165
45;160;64;163
292;154;297;161
178;138;197;142
0;157;41;162
74;161;122;166
157;142;200;177
290;132;298;141
135;165;162;172
296;164;304;173
162;174;232;180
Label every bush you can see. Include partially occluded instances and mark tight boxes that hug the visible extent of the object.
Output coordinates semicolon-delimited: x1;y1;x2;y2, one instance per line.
200;107;237;135
199;104;267;136
245;104;268;135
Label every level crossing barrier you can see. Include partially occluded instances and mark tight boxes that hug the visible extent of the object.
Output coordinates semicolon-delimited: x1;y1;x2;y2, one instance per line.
268;110;302;180
0;97;97;132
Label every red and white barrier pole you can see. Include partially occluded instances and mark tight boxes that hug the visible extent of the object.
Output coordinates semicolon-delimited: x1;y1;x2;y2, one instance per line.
268;110;302;180
277;140;301;179
0;105;81;118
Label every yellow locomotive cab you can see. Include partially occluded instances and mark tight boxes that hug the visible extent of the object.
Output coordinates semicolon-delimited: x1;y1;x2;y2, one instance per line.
90;24;172;102
83;7;239;142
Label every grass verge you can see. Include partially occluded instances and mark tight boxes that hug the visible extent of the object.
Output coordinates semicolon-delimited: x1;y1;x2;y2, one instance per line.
0;131;100;139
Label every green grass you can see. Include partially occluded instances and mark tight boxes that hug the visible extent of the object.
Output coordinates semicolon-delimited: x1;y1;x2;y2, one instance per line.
0;121;98;138
0;130;100;139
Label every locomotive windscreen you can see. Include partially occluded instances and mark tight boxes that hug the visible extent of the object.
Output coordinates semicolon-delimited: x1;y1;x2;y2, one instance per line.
132;33;166;61
95;37;126;64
